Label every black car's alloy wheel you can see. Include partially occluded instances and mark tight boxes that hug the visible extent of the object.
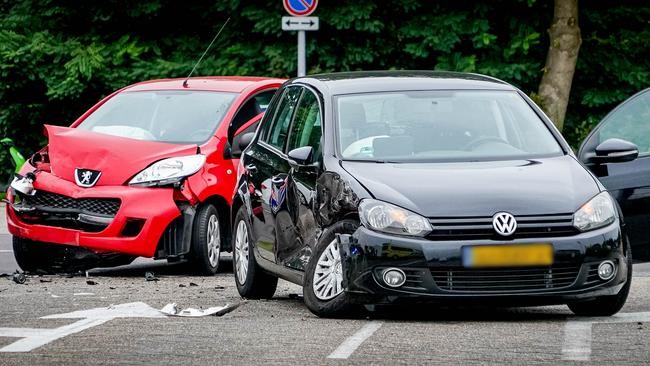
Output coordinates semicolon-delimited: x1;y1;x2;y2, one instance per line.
233;207;278;299
303;220;359;318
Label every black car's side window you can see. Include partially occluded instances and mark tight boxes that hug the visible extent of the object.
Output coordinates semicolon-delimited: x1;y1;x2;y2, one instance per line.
286;88;322;154
263;86;303;150
596;90;650;156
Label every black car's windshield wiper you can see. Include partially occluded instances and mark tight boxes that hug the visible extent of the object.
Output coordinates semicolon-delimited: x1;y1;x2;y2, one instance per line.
342;159;403;164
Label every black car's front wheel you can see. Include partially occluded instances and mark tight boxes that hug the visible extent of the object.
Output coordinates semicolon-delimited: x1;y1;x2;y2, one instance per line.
303;220;359;318
232;207;278;299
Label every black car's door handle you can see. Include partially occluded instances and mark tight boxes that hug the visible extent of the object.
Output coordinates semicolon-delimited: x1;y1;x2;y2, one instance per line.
245;164;258;173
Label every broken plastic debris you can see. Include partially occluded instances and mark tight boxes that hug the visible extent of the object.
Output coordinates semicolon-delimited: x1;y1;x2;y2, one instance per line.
159;302;241;317
12;271;26;284
145;272;159;282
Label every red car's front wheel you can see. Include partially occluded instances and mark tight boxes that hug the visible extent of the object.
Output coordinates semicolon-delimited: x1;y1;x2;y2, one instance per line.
189;204;222;275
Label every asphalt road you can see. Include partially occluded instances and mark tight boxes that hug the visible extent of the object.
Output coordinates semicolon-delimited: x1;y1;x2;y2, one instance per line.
1;206;650;365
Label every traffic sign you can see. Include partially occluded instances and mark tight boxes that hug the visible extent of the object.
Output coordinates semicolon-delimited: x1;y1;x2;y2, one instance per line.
282;16;319;31
283;0;318;17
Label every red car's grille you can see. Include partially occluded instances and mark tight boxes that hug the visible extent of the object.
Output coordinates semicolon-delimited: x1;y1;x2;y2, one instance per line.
23;191;121;217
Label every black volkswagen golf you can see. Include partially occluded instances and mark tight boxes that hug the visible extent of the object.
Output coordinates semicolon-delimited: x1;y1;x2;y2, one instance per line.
230;71;636;318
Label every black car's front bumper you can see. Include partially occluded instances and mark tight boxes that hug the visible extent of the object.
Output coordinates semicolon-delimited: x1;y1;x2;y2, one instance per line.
338;222;629;306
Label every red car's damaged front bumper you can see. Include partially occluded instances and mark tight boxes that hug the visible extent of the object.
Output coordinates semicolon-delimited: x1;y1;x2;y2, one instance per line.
6;168;183;258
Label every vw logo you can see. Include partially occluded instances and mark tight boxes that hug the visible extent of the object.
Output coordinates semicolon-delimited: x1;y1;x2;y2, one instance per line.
492;212;517;236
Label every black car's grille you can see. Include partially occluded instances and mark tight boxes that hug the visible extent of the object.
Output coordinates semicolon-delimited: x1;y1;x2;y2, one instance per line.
430;264;581;293
402;268;428;292
427;214;578;240
584;263;601;286
23;191;121;217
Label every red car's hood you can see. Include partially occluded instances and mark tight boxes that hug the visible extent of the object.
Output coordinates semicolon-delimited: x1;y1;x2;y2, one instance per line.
45;125;198;186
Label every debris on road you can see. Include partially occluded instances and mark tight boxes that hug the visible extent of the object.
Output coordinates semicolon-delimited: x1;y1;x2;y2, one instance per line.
145;272;159;282
86;280;98;285
12;271;26;284
179;284;186;287
189;282;198;287
40;278;52;283
159;302;242;317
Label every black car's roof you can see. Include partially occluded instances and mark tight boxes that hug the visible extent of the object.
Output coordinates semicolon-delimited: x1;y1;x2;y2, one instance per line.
296;70;515;95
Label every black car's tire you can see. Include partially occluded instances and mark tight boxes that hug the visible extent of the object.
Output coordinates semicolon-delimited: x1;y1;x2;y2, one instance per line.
189;204;222;275
303;220;360;318
232;207;278;299
568;252;632;316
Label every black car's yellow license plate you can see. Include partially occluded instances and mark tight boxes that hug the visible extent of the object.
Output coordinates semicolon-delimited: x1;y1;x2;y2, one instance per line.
462;244;553;267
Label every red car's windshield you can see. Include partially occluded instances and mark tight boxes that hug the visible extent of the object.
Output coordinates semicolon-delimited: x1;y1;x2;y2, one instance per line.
77;90;237;144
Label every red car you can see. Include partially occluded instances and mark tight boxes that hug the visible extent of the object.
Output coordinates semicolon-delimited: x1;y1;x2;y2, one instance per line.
6;76;284;274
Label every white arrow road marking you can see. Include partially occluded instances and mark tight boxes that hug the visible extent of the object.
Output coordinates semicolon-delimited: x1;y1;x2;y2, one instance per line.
327;321;383;359
562;311;650;361
0;302;165;353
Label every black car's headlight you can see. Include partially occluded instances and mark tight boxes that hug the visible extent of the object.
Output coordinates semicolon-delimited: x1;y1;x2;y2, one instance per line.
359;199;432;237
573;192;616;232
129;155;205;187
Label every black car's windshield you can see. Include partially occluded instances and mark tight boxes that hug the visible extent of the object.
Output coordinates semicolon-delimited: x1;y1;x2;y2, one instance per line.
78;91;237;143
336;90;563;162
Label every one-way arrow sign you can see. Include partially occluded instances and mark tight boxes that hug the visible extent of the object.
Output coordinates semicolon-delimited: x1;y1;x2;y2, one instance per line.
282;16;319;31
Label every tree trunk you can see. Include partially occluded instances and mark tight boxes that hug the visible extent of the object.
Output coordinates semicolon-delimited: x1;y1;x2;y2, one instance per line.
537;0;582;131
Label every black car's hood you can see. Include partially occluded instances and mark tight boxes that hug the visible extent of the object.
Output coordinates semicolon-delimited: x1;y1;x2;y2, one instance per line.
341;155;600;217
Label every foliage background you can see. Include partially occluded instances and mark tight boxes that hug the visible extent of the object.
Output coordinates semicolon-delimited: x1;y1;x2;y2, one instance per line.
0;0;648;178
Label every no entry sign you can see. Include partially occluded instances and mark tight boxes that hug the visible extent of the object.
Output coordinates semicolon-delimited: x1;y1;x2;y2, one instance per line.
283;0;318;17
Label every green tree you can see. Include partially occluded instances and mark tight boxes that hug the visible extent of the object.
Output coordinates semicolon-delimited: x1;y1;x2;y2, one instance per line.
0;0;647;177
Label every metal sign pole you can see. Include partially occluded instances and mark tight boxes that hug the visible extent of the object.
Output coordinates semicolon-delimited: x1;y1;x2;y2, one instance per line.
297;30;306;77
282;0;318;77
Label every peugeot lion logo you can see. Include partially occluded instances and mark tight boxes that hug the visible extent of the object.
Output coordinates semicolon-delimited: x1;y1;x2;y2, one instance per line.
75;168;101;188
492;212;517;236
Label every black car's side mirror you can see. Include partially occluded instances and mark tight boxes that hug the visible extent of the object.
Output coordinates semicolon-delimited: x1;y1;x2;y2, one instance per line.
288;146;314;167
587;138;639;164
228;132;255;159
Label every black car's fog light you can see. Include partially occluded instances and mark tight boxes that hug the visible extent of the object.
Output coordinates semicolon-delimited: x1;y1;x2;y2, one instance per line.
382;268;406;288
598;260;616;280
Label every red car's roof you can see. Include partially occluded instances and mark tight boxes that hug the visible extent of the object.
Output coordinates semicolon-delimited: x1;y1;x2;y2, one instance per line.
124;76;286;93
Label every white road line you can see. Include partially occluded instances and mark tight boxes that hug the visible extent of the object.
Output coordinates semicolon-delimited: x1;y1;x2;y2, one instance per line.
0;250;12;253
562;312;650;361
0;328;46;338
327;321;383;359
562;321;592;361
